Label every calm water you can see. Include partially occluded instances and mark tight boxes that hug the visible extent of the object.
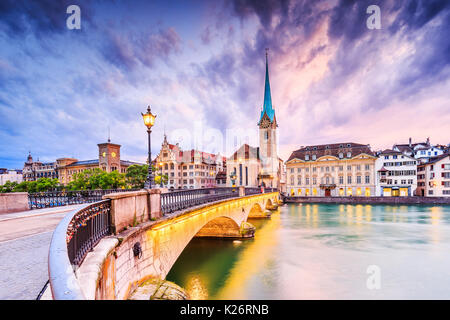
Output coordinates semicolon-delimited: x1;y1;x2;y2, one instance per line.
166;203;450;299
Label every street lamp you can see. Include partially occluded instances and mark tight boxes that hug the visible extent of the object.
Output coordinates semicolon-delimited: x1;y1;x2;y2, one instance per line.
142;106;156;189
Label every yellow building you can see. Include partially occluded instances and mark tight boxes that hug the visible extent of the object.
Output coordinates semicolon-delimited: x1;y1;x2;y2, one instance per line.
56;141;143;185
286;143;377;197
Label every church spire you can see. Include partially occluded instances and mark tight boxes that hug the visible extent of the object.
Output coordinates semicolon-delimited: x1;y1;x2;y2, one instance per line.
259;48;275;124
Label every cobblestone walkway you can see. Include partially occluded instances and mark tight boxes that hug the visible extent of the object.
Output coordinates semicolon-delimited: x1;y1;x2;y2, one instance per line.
0;231;53;299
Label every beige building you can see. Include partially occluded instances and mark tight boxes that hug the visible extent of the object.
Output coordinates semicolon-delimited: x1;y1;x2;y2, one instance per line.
285;143;377;197
416;154;450;197
154;135;226;190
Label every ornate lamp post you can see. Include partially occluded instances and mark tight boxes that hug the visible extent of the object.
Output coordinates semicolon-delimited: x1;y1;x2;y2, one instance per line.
142;106;156;189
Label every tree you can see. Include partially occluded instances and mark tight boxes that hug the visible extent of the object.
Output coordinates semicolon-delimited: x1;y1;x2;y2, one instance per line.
125;164;148;188
0;181;18;193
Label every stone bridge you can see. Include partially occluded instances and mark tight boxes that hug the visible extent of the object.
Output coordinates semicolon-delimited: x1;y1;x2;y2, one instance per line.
47;188;281;300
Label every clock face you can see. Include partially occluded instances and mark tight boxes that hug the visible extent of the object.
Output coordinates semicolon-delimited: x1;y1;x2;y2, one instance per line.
102;152;106;157
111;152;116;158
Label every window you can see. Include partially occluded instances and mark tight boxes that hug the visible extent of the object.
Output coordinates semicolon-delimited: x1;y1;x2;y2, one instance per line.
357;175;361;184
339;176;344;184
297;168;301;173
365;175;370;184
305;155;310;161
339;152;343;159
312;154;316;160
347;152;352;158
347;175;352;184
306;177;310;185
365;164;370;170
347;165;352;171
313;177;317;185
356;165;361;171
297;176;301;185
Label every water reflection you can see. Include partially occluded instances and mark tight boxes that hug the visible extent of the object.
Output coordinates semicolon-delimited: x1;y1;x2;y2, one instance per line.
166;204;450;299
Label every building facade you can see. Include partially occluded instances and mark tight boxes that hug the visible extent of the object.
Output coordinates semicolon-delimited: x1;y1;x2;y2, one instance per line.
23;153;58;181
227;51;283;189
393;137;448;164
0;169;23;185
154;135;226;189
23;140;143;185
375;150;417;196
416;154;450;197
286;143;377;197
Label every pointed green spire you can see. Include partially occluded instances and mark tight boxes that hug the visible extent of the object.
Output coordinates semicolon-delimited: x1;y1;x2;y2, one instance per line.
259;48;275;123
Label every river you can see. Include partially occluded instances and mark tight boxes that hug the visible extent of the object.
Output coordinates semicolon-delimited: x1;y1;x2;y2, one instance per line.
166;203;450;299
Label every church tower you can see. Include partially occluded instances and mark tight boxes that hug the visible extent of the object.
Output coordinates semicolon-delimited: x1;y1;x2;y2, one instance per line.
258;49;278;187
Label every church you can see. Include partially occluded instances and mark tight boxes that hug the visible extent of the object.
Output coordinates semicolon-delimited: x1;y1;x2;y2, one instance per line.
226;51;284;189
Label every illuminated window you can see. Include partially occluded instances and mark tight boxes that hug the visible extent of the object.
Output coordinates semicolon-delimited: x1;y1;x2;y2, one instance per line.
313;188;317;196
298;189;302;195
356;187;362;196
365;188;371;197
339;188;344;196
305;189;310;196
347;188;353;196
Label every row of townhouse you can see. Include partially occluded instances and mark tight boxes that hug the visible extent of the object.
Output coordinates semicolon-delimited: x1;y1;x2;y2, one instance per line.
285;138;450;197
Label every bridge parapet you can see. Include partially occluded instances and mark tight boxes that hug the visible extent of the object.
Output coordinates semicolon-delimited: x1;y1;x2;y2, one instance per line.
47;188;279;300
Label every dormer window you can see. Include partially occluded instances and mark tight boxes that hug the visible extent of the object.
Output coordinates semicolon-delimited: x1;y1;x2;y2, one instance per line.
325;145;330;149
347;152;351;158
313;147;317;150
339;144;343;148
305;155;310;161
312;154;317;160
347;144;351;147
339;152;343;159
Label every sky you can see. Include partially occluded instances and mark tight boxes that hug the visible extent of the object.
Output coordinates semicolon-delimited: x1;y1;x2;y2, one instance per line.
1;0;449;169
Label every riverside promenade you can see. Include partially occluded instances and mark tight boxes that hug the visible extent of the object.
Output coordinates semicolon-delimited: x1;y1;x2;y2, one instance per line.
0;205;83;299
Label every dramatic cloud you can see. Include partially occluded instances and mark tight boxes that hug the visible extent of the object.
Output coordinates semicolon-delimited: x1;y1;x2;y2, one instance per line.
0;0;449;169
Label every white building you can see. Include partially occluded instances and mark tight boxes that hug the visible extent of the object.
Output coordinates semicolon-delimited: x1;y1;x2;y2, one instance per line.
393;137;448;164
417;154;450;197
375;150;417;196
0;169;23;185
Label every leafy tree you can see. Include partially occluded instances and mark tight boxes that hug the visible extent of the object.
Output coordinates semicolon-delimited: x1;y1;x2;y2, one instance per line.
35;178;59;192
0;181;18;193
13;181;29;192
125;164;148;188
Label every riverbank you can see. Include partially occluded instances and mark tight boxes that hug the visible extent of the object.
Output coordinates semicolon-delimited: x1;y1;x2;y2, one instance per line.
283;196;450;205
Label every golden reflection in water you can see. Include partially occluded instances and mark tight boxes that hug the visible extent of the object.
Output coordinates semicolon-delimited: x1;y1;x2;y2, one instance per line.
186;275;209;300
214;211;281;299
365;205;372;222
346;205;353;225
305;204;311;224
355;205;363;226
430;206;442;244
312;204;319;228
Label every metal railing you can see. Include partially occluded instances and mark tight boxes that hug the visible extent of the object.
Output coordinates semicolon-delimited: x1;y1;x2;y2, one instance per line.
28;188;137;209
66;200;112;266
161;187;278;214
161;187;238;214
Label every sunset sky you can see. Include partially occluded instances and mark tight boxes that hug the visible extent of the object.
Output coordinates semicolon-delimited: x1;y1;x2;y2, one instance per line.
1;0;449;169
